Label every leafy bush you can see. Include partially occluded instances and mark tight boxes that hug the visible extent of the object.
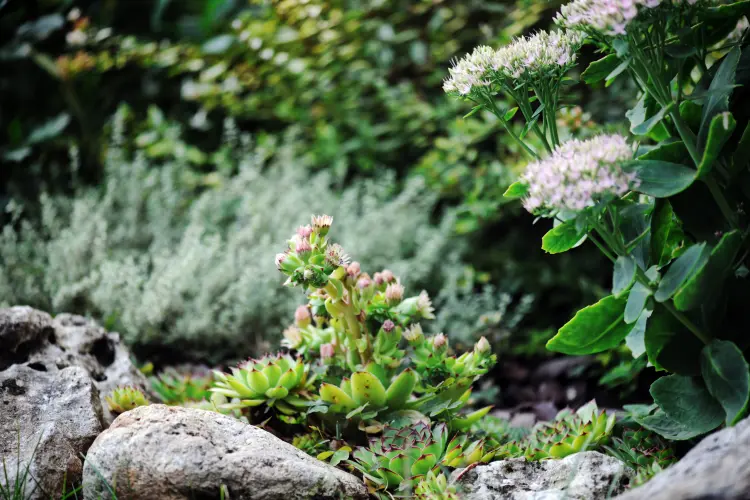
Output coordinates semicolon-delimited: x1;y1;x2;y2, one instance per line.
450;0;750;440
0;110;461;361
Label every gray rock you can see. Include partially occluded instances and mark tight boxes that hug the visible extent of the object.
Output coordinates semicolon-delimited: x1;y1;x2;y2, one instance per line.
456;452;632;500
0;365;103;499
614;416;750;500
0;306;151;423
0;306;54;365
82;405;369;500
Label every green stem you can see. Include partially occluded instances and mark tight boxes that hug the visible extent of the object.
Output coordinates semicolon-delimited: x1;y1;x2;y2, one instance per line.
482;90;540;159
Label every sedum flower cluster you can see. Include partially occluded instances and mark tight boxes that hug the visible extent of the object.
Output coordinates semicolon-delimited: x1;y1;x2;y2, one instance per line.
520;135;636;214
443;30;585;96
555;0;663;36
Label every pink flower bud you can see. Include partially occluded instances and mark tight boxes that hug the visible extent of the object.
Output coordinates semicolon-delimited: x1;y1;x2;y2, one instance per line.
475;336;491;354
297;225;313;240
295;305;311;328
296;238;312;256
382;320;395;333
283;326;302;348
320;343;335;360
347;261;361;277
381;270;395;283
357;277;371;289
432;333;448;350
385;283;404;305
311;214;333;236
403;323;424;344
275;253;288;270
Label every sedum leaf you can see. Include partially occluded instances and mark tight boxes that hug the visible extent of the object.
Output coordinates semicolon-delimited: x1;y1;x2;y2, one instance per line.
697;112;737;179
581;54;621;84
654;243;711;302
547;295;632;355
542;219;586;254
701;340;750;425
622;160;696;198
650;375;724;436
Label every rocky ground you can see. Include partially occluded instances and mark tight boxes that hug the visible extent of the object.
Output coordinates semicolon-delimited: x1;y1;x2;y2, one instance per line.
2;305;749;499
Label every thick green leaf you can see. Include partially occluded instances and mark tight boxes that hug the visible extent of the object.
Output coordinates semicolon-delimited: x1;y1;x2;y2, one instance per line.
504;107;519;121
623;160;696;197
625;281;651;324
633;104;673;136
699;47;740;149
503;181;529;199
581;54;621;84
625;310;649;358
698;112;737;179
651;200;685;267
463;105;483;119
619;203;652;270
606;60;630;86
651;375;724;435
706;0;750;19
701;340;750;425
637;140;689;164
679;100;703;130
654;243;710;302
644;307;702;375
625;93;648;134
673;231;742;311
547;295;632;355
541;220;585;254
613;256;636;297
634;407;710;440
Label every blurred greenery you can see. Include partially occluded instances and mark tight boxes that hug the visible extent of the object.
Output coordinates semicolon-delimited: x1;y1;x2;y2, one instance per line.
0;0;634;363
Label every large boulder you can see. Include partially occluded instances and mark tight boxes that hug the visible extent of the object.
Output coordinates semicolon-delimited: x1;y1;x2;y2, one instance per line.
456;451;632;500
82;405;368;500
614;416;750;500
0;306;151;423
0;365;103;499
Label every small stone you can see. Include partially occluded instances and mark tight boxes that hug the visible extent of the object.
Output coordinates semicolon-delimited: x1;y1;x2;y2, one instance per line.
456;451;632;500
614;415;750;500
0;365;103;499
82;405;368;500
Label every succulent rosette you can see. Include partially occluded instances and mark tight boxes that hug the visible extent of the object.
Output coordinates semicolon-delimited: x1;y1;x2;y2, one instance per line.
211;353;312;415
106;386;150;414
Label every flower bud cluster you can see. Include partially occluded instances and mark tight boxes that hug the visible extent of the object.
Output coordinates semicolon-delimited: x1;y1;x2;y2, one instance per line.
521;134;637;214
443;30;584;97
556;0;663;36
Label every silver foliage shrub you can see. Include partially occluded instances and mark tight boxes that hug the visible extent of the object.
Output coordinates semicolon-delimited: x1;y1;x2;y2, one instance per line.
0;111;461;360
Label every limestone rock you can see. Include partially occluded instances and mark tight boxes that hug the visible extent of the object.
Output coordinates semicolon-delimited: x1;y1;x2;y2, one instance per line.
82;405;368;500
614;416;750;500
456;451;632;500
0;365;103;499
0;306;151;423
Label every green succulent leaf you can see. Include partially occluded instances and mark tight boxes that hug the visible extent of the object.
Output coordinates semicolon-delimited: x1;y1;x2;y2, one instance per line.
351;371;388;408
673;231;742;311
547;295;632;355
622;160;696;198
650;375;724;436
542;219;586;254
701;340;750;426
385;369;418;409
654;243;711;302
698;46;740;149
581;54;621;84
651;200;685;267
637;140;689;163
320;383;357;409
503;181;529;199
698;112;737;179
613;256;636;297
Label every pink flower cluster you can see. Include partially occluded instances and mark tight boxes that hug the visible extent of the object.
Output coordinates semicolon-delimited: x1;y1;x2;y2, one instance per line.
521;135;637;214
556;0;663;36
442;30;584;96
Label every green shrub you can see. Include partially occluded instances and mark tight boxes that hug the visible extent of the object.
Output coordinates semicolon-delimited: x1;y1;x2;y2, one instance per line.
0;109;462;361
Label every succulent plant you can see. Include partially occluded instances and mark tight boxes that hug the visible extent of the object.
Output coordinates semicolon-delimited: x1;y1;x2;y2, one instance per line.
292;432;328;456
106;386;149;414
348;423;450;495
414;471;459;500
210;354;311;415
149;366;213;404
348;422;493;497
604;427;677;486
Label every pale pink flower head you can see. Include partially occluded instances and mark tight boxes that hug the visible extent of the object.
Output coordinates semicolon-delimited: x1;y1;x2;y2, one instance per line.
311;214;333;235
347;261;361;278
432;333;448;350
556;0;665;36
357;276;372;289
297;224;313;240
382;320;395;333
521;134;636;215
295;305;311;328
324;243;349;267
475;336;491;354
295;238;312;257
320;343;335;360
385;283;405;305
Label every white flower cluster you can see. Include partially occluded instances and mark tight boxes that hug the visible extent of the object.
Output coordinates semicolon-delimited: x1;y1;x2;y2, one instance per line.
556;0;663;36
521;134;637;213
443;30;584;96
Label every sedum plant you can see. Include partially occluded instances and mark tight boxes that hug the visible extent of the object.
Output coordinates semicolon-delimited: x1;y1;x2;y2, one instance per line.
448;0;750;444
105;386;150;415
